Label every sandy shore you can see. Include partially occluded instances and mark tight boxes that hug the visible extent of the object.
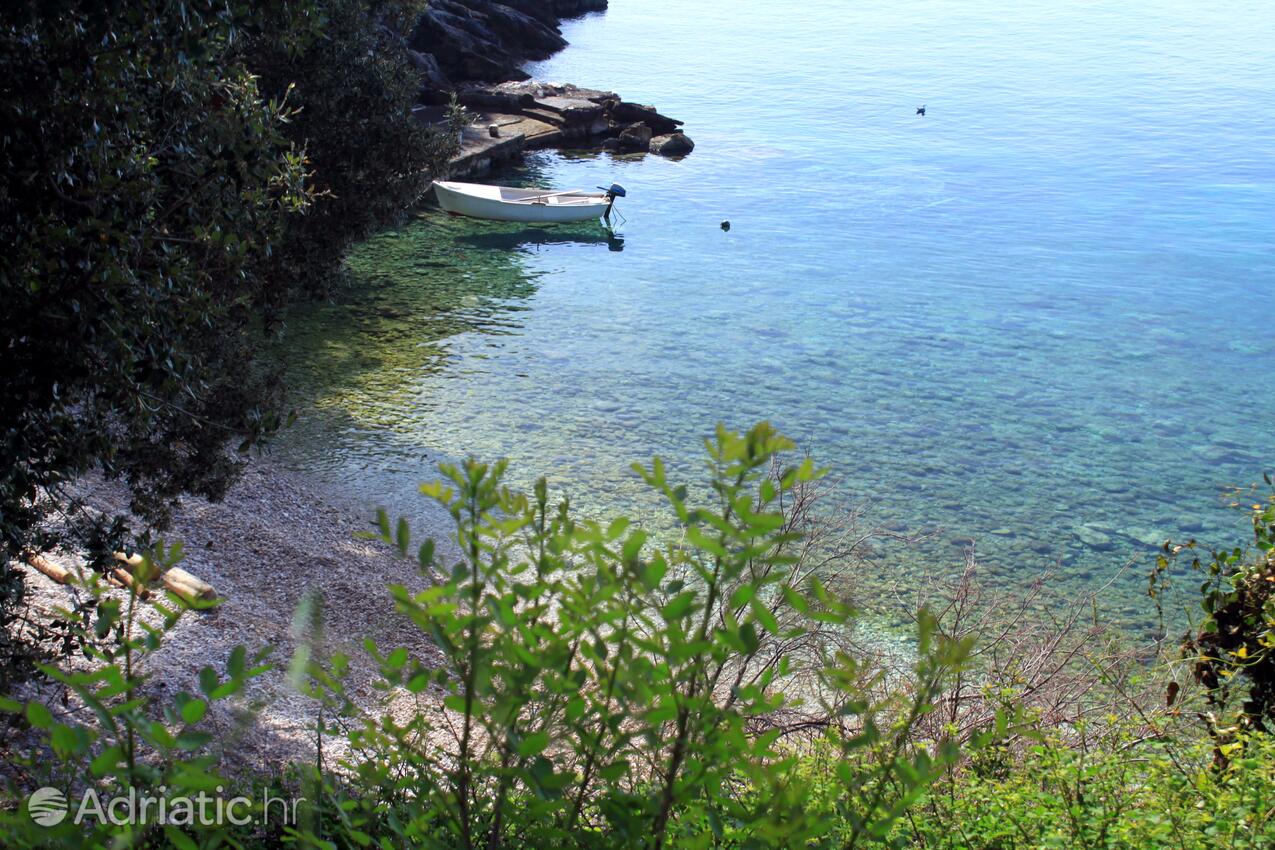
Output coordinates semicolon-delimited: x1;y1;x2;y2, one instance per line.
11;456;460;777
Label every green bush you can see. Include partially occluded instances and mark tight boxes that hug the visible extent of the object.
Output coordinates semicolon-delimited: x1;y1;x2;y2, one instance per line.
3;424;985;848
294;423;985;849
7;425;1271;848
0;547;273;848
897;727;1275;849
1154;482;1275;735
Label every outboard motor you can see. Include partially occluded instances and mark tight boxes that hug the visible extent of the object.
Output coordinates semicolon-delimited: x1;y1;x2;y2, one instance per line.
598;183;627;220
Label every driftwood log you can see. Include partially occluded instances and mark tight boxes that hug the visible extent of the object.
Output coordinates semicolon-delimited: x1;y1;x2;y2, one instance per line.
114;553;217;602
22;551;217;604
25;552;79;584
25;552;152;599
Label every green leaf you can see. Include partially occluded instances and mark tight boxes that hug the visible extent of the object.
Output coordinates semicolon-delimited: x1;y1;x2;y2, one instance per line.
607;517;630;540
662;591;697;621
197;662;218;698
686;526;726;557
642;557;667;590
750;599;780;634
164;827;199;850
730;584;757;609
90;745;123;777
623;530;649;563
175;730;213;751
396;516;411;556
517;731;550;757
227;645;246;679
598;760;629;781
26;701;53;729
50;723;82;754
647;704;679;725
740;621;761;654
181;698;207;725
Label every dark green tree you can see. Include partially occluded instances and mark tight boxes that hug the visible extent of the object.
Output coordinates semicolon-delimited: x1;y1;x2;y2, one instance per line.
1;0;317;676
249;0;460;294
1;0;456;681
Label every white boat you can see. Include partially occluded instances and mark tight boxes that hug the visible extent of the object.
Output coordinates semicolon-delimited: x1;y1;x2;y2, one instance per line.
432;180;625;223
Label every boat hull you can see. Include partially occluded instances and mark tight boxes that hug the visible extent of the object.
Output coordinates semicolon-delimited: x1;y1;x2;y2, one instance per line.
432;181;611;223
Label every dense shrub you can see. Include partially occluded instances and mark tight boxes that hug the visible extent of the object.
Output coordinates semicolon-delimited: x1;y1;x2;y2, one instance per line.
1153;481;1275;739
305;423;987;849
896;728;1275;849
2;425;990;848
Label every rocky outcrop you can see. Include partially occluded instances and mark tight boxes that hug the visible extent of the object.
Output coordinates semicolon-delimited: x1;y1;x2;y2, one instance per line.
408;0;607;92
610;102;683;136
442;81;688;164
400;2;694;176
617;122;653;150
404;47;450;90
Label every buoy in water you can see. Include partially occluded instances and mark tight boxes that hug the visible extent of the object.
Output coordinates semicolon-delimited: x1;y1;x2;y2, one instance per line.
720;220;731;231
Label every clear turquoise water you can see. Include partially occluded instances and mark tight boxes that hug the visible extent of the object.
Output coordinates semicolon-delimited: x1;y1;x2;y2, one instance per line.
279;0;1275;625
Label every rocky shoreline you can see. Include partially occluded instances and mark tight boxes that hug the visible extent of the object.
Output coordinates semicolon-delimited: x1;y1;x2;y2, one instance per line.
399;0;693;176
444;80;693;176
405;0;610;89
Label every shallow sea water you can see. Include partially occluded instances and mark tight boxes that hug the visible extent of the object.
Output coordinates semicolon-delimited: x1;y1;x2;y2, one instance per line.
278;0;1275;629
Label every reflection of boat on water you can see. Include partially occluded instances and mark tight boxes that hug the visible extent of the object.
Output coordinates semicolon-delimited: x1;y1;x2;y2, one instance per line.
432;180;626;223
455;227;624;253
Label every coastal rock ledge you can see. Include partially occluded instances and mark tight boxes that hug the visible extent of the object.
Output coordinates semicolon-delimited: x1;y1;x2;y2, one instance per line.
399;1;692;177
432;81;693;176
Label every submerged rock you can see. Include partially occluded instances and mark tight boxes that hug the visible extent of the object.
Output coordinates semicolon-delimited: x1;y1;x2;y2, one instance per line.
1074;524;1113;550
650;132;694;156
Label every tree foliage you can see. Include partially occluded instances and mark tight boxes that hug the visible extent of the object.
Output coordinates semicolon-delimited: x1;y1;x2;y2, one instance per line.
0;0;454;681
0;0;316;678
248;0;459;294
